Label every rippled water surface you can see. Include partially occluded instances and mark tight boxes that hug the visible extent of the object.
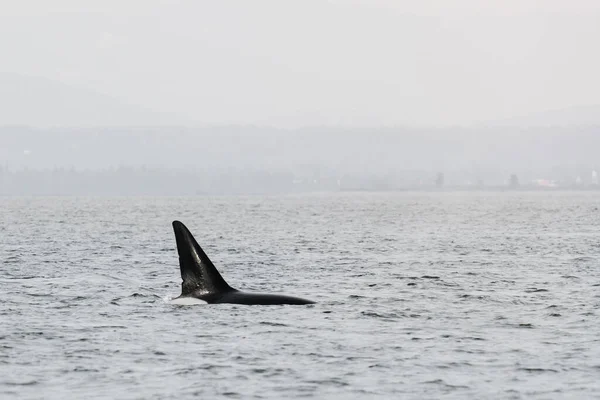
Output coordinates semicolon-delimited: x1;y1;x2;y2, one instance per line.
2;192;600;399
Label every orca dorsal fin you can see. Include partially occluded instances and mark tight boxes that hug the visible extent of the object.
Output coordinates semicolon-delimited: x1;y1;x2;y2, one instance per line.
172;221;233;297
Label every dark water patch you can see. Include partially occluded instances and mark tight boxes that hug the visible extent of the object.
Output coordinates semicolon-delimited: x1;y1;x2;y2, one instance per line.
439;281;460;287
221;391;241;398
72;367;100;372
517;323;535;328
525;288;549;293
572;257;595;262
66;296;89;302
518;367;559;373
2;275;37;280
92;325;128;330
345;356;376;362
368;363;390;369
459;294;492;301
421;379;469;389
306;378;349;387
259;321;289;327
360;311;402;320
26;293;53;298
173;364;227;375
454;348;487;355
3;381;39;386
394;275;420;280
20;331;45;337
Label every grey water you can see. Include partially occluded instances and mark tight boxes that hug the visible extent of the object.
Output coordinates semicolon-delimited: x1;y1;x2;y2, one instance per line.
1;192;600;399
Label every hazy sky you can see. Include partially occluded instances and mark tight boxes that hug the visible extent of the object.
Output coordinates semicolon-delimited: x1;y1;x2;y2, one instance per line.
1;0;599;127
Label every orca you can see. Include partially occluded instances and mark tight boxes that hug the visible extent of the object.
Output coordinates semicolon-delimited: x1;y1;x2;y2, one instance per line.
171;221;315;305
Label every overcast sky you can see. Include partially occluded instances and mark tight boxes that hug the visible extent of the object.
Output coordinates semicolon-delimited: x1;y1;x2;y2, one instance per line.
1;0;599;127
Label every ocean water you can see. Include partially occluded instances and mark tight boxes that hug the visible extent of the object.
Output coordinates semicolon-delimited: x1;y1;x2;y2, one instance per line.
1;192;600;399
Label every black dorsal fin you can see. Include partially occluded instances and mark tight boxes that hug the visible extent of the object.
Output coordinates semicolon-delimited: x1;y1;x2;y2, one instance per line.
172;221;234;297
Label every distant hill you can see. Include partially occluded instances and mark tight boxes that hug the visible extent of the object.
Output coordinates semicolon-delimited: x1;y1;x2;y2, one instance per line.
2;125;600;186
484;105;600;127
0;72;188;127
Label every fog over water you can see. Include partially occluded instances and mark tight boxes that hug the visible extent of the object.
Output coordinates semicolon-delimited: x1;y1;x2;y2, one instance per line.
2;1;600;195
2;125;600;195
1;1;600;128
